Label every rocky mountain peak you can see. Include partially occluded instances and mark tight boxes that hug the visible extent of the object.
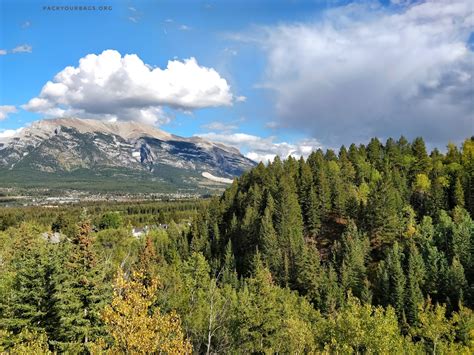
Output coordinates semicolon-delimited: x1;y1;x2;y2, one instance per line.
0;117;255;192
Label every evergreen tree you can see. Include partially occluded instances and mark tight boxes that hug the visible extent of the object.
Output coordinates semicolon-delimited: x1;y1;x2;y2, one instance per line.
297;158;321;235
405;243;425;325
339;222;369;299
453;177;465;208
365;175;402;247
385;243;406;319
222;240;238;287
235;252;280;352
319;265;343;315
445;257;467;311
2;231;50;335
411;137;431;176
367;137;384;170
258;193;282;280
52;217;108;351
273;175;305;286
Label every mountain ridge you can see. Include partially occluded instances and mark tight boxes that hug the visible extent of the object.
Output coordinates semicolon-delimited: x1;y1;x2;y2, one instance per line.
0;118;255;193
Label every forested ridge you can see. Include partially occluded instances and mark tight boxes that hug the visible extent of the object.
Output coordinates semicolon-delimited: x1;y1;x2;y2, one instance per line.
0;136;473;353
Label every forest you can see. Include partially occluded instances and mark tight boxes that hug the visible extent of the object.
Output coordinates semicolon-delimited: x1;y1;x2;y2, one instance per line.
0;136;472;354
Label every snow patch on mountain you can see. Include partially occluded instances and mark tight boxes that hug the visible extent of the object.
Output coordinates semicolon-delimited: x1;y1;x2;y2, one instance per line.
202;172;234;184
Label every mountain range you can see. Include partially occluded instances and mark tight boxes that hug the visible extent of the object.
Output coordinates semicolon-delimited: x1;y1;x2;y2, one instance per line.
0;118;255;194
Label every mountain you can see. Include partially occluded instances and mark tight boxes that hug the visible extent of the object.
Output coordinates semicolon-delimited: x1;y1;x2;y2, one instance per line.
0;118;256;193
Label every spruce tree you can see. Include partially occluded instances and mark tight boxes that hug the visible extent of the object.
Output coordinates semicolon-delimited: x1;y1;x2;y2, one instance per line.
453;177;465;208
364;175;402;247
446;257;467;311
222;240;238;288
273;175;305;287
52;216;108;351
258;193;282;280
339;222;369;299
411;137;431;176
405;243;425;325
296;158;321;235
3;232;50;335
386;243;406;320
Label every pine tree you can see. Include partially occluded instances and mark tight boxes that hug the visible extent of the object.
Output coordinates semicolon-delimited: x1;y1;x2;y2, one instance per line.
3;231;50;335
222;240;238;287
319;265;342;315
453;177;465;208
294;245;321;305
297;158;321;235
411;137;431;176
365;175;402;247
235;252;281;353
339;222;369;299
446;257;467;311
385;243;406;320
451;207;473;280
52;216;108;351
405;243;425;325
258;193;282;280
273;175;305;286
367;137;384;170
307;151;332;219
461;137;474;215
327;160;347;216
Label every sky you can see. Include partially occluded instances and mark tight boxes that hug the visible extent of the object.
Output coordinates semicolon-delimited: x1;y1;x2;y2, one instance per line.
0;0;472;162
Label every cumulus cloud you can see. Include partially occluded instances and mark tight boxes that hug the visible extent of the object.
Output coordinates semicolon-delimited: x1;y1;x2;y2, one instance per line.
12;44;32;53
197;132;322;163
0;127;24;144
23;49;234;125
0;127;23;138
0;105;17;120
249;0;473;146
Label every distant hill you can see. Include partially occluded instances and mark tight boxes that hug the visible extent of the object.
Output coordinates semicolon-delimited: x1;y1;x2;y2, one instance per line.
0;118;255;193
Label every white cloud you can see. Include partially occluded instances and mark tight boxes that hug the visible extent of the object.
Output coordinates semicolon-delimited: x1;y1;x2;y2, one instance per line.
12;44;32;53
23;49;234;125
0;105;17;120
0;49;6;55
197;132;322;163
128;6;140;22
201;121;239;132
0;127;24;144
22;21;31;28
235;95;247;102
247;0;473;146
0;128;23;139
179;24;191;31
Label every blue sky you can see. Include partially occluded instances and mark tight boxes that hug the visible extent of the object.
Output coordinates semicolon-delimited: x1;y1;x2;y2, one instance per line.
0;0;472;161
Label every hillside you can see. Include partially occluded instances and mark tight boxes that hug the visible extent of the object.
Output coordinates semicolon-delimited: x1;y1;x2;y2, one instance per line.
0;136;472;353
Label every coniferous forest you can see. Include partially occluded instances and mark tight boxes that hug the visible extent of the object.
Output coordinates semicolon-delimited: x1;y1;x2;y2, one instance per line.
0;136;473;354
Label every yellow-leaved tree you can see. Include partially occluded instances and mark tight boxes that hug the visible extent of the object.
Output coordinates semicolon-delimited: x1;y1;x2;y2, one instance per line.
101;269;192;354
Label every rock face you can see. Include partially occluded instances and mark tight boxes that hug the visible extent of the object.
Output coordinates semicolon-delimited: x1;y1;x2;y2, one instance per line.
0;118;255;191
